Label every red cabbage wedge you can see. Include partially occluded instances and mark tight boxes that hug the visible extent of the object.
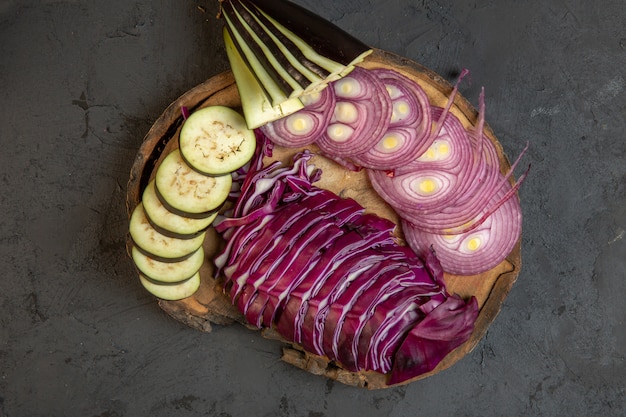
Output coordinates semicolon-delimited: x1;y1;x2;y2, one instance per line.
214;137;479;384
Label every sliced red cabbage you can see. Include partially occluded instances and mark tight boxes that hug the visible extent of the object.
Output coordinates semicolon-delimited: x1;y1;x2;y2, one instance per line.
215;102;480;385
388;294;478;385
354;252;449;372
301;261;376;355
275;222;393;342
364;289;425;373
255;225;346;328
257;199;366;327
324;256;418;367
239;196;362;326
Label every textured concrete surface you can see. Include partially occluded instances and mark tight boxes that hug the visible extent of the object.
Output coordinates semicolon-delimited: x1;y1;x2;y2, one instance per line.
1;0;624;416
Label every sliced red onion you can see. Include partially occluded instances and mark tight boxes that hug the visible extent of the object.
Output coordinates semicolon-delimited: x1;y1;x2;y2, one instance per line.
315;67;392;156
350;127;422;171
262;111;328;146
370;88;529;237
395;108;474;175
350;69;433;170
402;180;523;275
396;144;529;236
259;86;336;147
430;68;470;140
371;68;429;128
367;108;476;215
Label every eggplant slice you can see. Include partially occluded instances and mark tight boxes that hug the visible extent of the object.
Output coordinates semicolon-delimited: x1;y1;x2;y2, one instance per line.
219;0;373;128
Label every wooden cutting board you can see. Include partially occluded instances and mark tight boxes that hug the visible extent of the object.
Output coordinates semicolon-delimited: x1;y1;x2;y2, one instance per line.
126;49;521;389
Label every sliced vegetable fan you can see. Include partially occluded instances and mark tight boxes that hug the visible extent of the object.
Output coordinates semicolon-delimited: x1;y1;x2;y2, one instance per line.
219;0;373;128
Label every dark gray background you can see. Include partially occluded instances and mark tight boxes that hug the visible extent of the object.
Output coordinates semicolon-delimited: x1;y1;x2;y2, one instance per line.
1;0;624;416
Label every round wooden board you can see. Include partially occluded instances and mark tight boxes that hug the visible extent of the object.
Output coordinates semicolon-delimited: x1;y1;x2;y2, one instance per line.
126;49;521;389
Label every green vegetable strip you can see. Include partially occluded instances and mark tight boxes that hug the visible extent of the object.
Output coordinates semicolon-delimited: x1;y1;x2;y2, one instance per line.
243;0;373;67
222;5;293;105
224;23;274;103
220;0;373;126
223;27;304;129
237;0;328;89
251;6;346;77
236;0;331;81
225;2;306;95
233;10;312;90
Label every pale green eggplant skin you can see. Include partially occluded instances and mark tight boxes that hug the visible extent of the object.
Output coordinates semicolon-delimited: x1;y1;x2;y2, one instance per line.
132;245;205;284
178;106;257;176
223;2;305;94
138;271;202;301
236;0;372;66
219;0;373;127
223;27;305;129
